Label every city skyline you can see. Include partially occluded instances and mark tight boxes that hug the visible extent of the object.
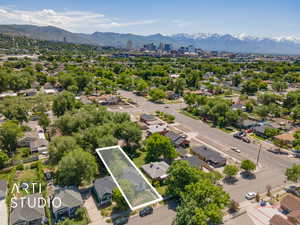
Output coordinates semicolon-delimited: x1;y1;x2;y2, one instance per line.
0;0;299;39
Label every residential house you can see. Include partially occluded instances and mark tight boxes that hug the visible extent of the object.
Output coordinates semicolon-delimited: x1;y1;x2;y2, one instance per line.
10;193;47;225
0;180;7;200
252;125;274;138
287;209;300;224
100;96;121;105
238;119;258;130
17;131;38;147
142;162;170;180
140;114;157;125
191;145;226;167
147;124;168;136
52;187;84;221
274;133;295;147
232;103;246;111
269;215;292;225
30;139;48;154
164;130;190;147
281;194;300;213
93;176;116;206
183;156;206;169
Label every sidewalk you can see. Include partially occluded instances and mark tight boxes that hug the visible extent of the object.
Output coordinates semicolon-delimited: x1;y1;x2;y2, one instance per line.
0;199;8;225
84;196;107;225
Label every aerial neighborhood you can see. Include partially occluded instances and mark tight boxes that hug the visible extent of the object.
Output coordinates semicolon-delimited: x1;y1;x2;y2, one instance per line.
0;18;300;225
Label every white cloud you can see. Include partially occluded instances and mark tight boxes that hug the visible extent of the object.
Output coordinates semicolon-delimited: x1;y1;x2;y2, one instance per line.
0;7;157;33
172;19;192;28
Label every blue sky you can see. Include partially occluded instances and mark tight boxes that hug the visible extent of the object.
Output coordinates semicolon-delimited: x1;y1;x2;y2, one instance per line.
0;0;299;38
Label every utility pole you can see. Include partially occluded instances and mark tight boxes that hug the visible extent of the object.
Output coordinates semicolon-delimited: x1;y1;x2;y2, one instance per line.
256;144;262;166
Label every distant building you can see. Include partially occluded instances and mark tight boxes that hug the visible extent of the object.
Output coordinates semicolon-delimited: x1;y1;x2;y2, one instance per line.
164;44;172;52
126;40;133;50
191;145;226;167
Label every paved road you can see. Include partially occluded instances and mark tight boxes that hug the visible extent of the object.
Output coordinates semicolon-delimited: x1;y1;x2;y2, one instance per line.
127;201;176;225
0;199;8;225
118;90;299;202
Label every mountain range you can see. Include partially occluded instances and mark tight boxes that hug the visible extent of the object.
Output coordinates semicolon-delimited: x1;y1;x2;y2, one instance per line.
0;24;300;55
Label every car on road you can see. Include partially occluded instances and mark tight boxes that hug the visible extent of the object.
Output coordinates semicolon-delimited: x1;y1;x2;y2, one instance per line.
285;186;300;197
231;147;241;153
268;148;288;155
139;206;154;217
245;192;257;200
164;106;169;108
114;217;129;225
242;137;251;143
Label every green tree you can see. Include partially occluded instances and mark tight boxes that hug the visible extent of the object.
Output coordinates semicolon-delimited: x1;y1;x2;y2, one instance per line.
38;112;50;131
291;105;300;123
166;160;205;198
144;133;177;162
223;165;239;179
241;160;256;174
112;188;128;210
116;121;142;147
264;127;279;138
0;121;23;154
56;149;98;186
0;151;9;169
52;91;76;116
48;136;79;164
148;88;166;102
285;164;300;183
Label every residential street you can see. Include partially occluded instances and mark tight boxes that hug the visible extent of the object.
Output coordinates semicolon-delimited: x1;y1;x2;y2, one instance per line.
127;201;177;225
117;90;300;202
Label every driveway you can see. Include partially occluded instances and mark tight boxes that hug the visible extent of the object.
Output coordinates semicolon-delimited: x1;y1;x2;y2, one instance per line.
0;199;8;225
84;195;107;225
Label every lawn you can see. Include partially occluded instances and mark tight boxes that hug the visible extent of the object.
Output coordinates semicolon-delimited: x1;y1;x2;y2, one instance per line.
180;110;200;120
133;151;147;168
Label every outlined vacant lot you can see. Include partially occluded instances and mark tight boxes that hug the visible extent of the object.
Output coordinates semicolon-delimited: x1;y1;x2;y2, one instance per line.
96;146;163;210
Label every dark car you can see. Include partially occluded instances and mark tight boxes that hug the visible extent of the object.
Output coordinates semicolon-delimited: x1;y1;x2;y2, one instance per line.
139;206;153;217
242;137;251;143
114;217;129;225
285;186;300;197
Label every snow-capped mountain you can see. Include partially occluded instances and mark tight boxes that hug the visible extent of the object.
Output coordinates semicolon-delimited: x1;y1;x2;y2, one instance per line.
0;24;300;55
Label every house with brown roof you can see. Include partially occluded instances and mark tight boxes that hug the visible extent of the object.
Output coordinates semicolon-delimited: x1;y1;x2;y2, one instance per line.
269;215;292;225
274;133;295;147
281;194;300;213
287;209;300;224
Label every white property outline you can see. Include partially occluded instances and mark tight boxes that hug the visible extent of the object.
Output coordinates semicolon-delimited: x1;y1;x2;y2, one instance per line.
96;145;163;211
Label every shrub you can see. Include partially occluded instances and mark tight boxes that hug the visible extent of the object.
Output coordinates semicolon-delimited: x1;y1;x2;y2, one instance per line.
16;164;24;170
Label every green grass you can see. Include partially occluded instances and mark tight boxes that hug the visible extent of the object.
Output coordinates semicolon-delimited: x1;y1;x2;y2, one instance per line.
180;110;200;120
249;133;267;141
133;151;147;168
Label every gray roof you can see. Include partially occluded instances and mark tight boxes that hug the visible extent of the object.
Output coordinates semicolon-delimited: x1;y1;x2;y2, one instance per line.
94;176;116;198
10;193;45;225
192;145;226;164
183;156;206;168
253;125;273;134
52;187;83;213
141;162;170;179
0;180;7;199
140;114;156;122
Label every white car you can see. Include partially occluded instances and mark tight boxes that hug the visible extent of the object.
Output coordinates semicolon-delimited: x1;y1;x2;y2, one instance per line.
231;147;241;153
245;192;257;200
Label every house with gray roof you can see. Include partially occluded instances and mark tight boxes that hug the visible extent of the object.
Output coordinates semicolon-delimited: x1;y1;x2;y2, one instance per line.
191;145;226;167
141;162;170;180
93;176;116;206
183;156;206;169
10;193;47;225
52;187;83;221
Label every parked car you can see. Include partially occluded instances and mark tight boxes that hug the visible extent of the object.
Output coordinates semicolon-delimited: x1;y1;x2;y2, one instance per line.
285;186;300;197
231;147;241;153
268;149;288;155
114;217;129;225
242;137;251;143
233;131;246;139
245;192;257;200
139;206;153;217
